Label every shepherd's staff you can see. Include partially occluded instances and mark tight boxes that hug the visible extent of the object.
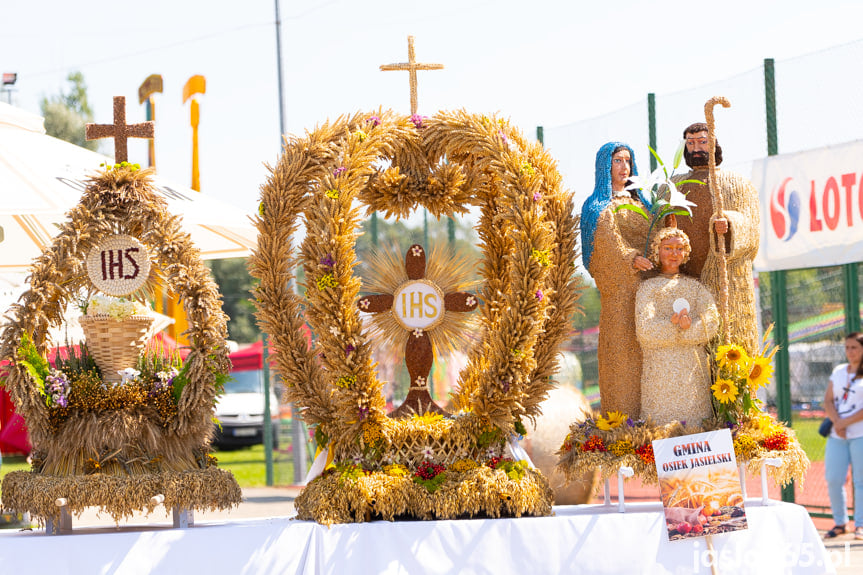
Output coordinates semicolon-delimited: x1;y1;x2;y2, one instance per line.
704;96;731;345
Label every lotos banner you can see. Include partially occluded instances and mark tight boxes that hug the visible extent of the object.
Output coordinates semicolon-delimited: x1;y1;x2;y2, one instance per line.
653;429;747;541
752;139;863;271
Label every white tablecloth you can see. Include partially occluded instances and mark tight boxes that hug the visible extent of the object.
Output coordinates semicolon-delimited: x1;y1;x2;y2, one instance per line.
0;500;836;574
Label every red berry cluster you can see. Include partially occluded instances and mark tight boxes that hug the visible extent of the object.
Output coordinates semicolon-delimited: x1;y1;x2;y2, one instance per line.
761;430;790;451
414;460;445;480
486;456;514;469
635;444;655;465
582;435;607;452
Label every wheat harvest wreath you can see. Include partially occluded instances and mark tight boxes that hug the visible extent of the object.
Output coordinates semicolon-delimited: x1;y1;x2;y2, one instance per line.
250;109;582;524
0;160;241;524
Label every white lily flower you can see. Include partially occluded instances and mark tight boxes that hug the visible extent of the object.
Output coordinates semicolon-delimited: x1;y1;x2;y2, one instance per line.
667;185;697;215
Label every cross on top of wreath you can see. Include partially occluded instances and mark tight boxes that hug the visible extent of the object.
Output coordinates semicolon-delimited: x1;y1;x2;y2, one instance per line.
379;35;443;116
85;96;154;163
358;244;477;417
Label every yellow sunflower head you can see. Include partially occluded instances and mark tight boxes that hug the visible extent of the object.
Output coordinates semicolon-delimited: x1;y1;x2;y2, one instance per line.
746;356;774;392
605;411;627;429
716;344;749;369
595;417;612;431
711;378;739;404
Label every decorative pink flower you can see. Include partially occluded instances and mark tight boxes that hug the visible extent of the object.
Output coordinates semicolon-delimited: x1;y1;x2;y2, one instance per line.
367;116;381;127
535;289;543;300
533;191;542;202
320;254;335;267
410;114;427;129
345;344;355;356
333;166;346;177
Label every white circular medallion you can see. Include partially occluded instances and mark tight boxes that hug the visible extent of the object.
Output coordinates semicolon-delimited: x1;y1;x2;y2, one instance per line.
86;235;151;296
392;280;444;330
672;298;690;314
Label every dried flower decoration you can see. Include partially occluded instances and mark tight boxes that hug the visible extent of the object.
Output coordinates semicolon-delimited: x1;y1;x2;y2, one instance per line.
320;254;335;267
317;273;339;290
531;249;552;267
336;375;357;389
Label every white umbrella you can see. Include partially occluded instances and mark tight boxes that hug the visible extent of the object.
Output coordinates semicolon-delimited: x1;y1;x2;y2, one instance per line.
0;101;257;273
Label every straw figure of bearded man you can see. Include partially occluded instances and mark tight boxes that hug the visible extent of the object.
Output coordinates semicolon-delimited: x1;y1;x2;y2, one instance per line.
636;227;720;426
580;142;654;418
670;123;761;354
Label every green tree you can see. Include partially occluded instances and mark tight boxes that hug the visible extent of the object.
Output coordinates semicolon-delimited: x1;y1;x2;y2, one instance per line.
571;277;599;331
40;71;98;151
207;258;261;344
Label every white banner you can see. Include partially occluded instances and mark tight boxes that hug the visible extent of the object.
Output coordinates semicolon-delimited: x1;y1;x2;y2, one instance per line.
752;139;863;271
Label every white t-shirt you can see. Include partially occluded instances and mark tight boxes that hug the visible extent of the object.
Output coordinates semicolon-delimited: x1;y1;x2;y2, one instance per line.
830;363;863;440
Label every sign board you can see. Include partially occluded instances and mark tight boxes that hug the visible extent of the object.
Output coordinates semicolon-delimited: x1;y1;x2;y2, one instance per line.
86;234;151;296
752;139;863;271
653;429;747;541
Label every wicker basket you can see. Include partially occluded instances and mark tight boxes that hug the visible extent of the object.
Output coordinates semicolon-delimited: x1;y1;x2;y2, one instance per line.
79;314;154;383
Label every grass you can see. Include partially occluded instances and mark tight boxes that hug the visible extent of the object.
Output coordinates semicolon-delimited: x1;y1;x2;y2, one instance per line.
213;443;303;487
790;415;826;462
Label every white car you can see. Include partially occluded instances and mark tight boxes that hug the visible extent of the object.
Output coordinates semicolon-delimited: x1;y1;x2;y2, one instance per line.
213;368;280;449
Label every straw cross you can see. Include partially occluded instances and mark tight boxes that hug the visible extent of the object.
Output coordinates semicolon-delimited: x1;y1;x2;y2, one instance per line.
85;96;154;163
380;36;443;115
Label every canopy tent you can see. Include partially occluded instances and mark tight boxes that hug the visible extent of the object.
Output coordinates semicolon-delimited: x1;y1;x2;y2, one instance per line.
0;101;257;273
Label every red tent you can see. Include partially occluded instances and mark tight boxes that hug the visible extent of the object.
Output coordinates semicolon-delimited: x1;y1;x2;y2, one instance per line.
0;385;30;456
229;325;312;372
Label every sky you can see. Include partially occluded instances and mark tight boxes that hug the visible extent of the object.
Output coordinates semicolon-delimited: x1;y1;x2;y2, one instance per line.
3;0;863;219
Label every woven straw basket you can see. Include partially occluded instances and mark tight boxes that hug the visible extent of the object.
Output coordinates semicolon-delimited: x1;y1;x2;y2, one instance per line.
79;314;154;384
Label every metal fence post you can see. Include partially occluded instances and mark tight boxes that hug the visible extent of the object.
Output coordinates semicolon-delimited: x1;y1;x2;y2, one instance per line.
843;263;861;334
647;93;657;171
764;57;794;503
262;338;274;486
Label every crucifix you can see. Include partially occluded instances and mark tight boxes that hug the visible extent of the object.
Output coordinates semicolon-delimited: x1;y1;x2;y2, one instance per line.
85;96;154;163
379;35;443;115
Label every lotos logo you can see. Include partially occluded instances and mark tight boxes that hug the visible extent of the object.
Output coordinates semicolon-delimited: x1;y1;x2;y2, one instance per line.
769;177;800;241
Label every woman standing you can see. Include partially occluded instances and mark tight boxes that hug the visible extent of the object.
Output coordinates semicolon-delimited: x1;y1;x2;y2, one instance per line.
824;332;863;540
580;142;652;417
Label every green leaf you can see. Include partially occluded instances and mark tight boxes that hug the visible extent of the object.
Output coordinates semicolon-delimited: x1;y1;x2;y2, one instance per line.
672;140;686;170
647;145;665;168
742;392;754;414
676;179;704;186
669;209;693;217
613;204;650;220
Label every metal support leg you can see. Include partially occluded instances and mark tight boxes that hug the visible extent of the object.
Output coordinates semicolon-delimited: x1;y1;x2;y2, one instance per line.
172;506;194;528
46;500;72;535
617;466;634;513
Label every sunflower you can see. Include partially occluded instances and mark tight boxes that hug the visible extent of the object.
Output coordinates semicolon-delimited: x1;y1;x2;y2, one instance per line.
746;356;774;391
711;378;739;404
596;410;626;430
715;344;749;370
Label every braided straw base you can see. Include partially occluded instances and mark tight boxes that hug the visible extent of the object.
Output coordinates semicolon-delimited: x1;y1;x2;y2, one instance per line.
0;468;242;524
79;315;154;383
296;467;553;525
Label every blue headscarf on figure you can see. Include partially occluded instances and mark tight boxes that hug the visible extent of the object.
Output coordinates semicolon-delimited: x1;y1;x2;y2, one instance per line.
580;141;650;275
